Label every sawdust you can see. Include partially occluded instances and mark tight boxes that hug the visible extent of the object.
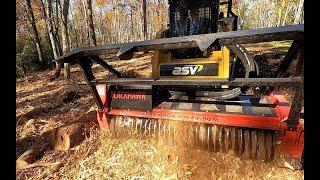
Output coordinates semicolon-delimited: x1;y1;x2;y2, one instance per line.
16;50;303;179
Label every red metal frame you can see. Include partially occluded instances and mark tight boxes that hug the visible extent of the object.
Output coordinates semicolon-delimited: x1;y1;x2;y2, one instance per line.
280;122;304;159
96;84;304;159
108;109;283;130
96;84;110;130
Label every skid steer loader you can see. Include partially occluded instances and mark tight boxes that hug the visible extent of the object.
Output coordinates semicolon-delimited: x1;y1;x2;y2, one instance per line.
55;0;304;169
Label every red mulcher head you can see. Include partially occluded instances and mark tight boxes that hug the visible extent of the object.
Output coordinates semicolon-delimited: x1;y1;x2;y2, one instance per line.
96;84;304;163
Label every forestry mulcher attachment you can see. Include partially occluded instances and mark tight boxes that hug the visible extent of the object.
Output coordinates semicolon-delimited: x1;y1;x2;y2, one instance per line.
56;0;304;168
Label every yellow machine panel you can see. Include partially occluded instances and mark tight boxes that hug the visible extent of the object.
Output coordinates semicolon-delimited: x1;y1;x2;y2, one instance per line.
152;47;230;79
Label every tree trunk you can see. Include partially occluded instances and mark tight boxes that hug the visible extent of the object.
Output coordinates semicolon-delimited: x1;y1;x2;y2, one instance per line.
39;1;54;62
55;0;60;33
17;54;27;77
282;4;290;26
98;11;103;44
142;0;147;40
60;0;71;79
130;3;134;40
54;0;63;55
40;0;57;69
277;0;285;26
25;0;46;69
42;0;62;78
294;0;304;24
16;64;27;77
113;1;117;43
71;9;79;48
86;0;97;45
46;31;54;60
81;0;90;46
117;6;121;42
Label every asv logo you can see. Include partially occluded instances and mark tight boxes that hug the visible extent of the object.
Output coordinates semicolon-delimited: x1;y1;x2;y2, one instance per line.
172;65;203;75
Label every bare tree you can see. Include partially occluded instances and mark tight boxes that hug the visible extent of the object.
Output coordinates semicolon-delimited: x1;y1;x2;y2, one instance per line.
60;0;71;79
276;0;285;26
40;0;63;79
142;0;147;40
294;0;304;24
24;0;46;68
81;0;90;46
39;1;54;61
69;7;79;48
282;4;290;26
86;0;97;45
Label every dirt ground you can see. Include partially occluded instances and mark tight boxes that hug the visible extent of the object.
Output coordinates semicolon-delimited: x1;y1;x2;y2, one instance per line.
16;43;304;179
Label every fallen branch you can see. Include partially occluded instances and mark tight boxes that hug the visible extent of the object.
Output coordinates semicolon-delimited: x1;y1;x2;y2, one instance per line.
19;161;61;170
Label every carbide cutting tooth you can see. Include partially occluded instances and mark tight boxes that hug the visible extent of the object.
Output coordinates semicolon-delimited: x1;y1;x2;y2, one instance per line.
135;118;139;133
140;118;144;134
158;121;161;138
120;116;126;130
112;116;117;131
132;117;137;134
153;121;157;135
130;117;134;133
120;116;125;128
174;124;181;147
231;127;237;154
190;124;194;147
203;125;207;148
141;119;145;134
243;130;251;159
163;122;167;143
173;125;176;145
224;127;231;153
237;128;244;155
257;130;267;162
212;125;218;152
217;126;223;152
197;125;201;148
110;117;116;134
185;123;193;147
169;124;173;146
165;122;170;144
144;119;148;135
167;123;171;145
148;119;152;135
265;131;274;161
117;116;124;131
131;117;136;133
117;116;121;132
171;125;174;145
190;123;197;148
191;125;195;147
251;130;258;159
199;125;206;149
191;124;195;147
207;125;212;151
139;118;144;135
194;124;199;147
